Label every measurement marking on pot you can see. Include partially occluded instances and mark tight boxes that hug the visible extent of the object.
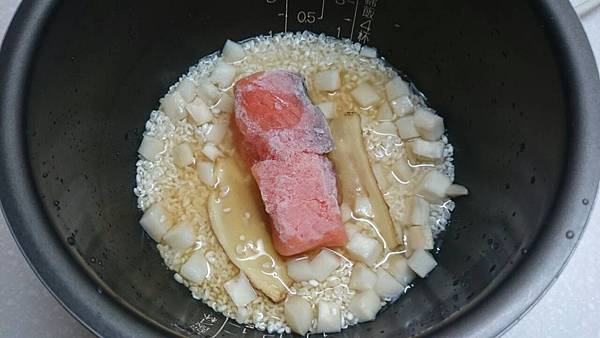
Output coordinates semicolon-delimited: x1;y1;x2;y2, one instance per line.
318;0;326;19
350;0;360;39
284;0;289;32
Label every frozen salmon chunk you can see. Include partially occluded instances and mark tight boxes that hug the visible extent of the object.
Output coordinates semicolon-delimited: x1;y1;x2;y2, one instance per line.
251;153;347;256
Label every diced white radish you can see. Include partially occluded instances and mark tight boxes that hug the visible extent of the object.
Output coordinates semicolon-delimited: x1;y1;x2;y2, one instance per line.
224;272;257;307
210;60;237;89
349;290;382;322
205;122;228;144
177;78;197;103
374;121;398;135
386;255;416;285
316;101;336;119
235;306;251;324
385;76;410;100
411;138;444;161
316;301;341;333
392;158;413;182
139;203;173;242
408;249;438;277
162;221;196;252
403;196;430;226
377;102;394;121
349;263;377;291
351;83;381;107
360;46;378;58
311;249;340;282
346;232;382;266
180;251;210;284
374;269;405;299
201;143;222;161
287;258;315;282
284;296;313;335
314;69;341;92
390;96;414;116
138;135;164;161
407;226;434;252
345;222;361;239
173;143;195;168
213;94;234;114
446;184;469;197
354;195;374;219
340;202;352;222
222;39;246;63
396;116;420;140
372;163;389;190
414;107;444;141
161;91;187;121
417;170;452;203
197;80;221;105
197;161;216;187
186;97;213;125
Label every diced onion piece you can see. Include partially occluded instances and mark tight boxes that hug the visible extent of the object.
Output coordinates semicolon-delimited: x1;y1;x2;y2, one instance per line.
340;202;352;222
173;143;195;167
411;138;444;161
374;269;405;299
197;80;221;105
213;93;234;114
417;170;452;203
372;163;389;190
349;290;382;323
345;222;361;239
177;78;197;103
396;116;420;140
408;249;438;277
351;82;381;107
407;225;434;251
349;263;377;291
139;203;173;242
385;76;410;100
373;121;398;135
392;158;413;182
285;296;313;335
377;102;394;121
161;91;187;121
210;60;237;89
360;46;378;58
403;196;430;226
162;221;196;252
138;135;164;161
316;101;336;119
201;143;222;161
446;183;469;197
180;251;210;284
287;258;315;282
390;96;414;117
354;195;374;218
197;161;216;187
314;69;341;92
235;306;251;324
311;249;340;282
222;39;246;63
316;301;341;333
414;107;444;141
224;272;257;307
386;255;416;285
186;97;213;125
346;232;382;266
205;122;228;144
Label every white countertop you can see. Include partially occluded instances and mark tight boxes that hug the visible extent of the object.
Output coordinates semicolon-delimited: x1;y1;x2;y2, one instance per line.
1;1;599;337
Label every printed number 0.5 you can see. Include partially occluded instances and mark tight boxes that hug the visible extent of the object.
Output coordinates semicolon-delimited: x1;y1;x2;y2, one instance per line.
297;10;317;24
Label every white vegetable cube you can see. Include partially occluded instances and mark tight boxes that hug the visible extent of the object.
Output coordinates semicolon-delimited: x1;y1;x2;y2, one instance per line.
392;158;414;182
213;93;234;114
180;251;210;284
385;76;410;100
345;222;361;239
374;121;398;135
311;249;340;282
360;46;378;58
139;203;173;242
316;101;336;119
284;296;313;335
390;96;414;116
161;91;187;121
407;225;434;251
417;170;452;203
287;258;314;282
349;263;377;291
210;60;237;89
351;82;381;107
224;272;257;307
377;102;394;121
201;143;222;161
403;196;430;226
173;143;195;168
408;249;438;277
340;202;352;222
162;221;196;252
414;107;444;141
197;80;221;105
446;183;469;197
349;290;382;323
411;138;444;161
222;39;246;63
386;255;416;285
235;306;251;324
316;301;341;333
374;269;405;299
186;97;213;125
354;195;374;219
197;161;216;187
396;116;420;140
138;135;164;161
205;123;228;144
314;69;341;92
372;163;389;190
177;78;197;103
346;232;382;266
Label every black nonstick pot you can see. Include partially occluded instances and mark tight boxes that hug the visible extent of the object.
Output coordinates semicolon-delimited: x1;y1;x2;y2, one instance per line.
1;0;599;337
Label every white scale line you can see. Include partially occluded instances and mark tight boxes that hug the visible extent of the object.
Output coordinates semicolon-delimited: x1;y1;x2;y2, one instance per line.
284;0;289;32
350;0;360;40
318;0;326;19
